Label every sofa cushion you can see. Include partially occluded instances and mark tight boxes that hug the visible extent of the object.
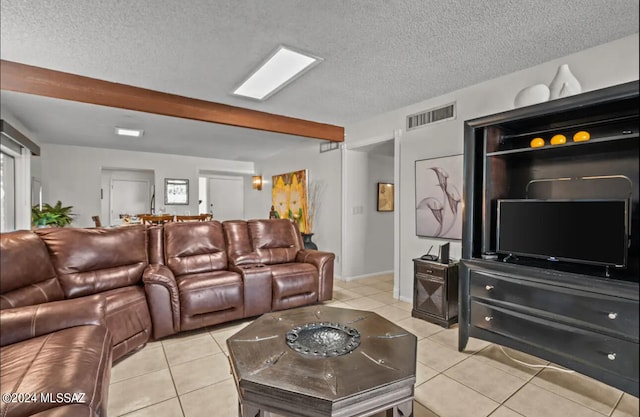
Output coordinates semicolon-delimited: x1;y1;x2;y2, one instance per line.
0;231;64;309
270;263;318;310
164;222;228;276
103;286;151;361
36;226;148;299
176;270;244;331
222;220;260;265
0;295;106;348
177;271;243;317
248;219;302;265
0;325;112;417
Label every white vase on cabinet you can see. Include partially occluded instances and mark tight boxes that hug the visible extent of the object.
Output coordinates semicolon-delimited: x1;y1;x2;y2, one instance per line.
514;84;550;108
549;64;581;100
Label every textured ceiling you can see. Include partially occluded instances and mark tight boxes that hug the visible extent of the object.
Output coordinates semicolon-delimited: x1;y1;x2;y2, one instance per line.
1;0;638;160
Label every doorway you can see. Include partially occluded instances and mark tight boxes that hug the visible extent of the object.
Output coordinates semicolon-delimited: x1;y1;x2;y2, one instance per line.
101;169;154;226
199;174;244;221
343;138;396;279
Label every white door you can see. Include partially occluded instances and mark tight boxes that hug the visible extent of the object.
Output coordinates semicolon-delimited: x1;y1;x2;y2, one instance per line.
110;179;150;225
208;176;244;221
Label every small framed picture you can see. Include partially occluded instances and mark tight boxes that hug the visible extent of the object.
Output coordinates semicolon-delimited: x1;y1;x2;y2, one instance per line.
377;182;394;212
165;178;189;205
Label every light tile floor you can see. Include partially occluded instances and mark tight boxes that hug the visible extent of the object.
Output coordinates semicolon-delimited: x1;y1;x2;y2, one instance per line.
108;274;639;417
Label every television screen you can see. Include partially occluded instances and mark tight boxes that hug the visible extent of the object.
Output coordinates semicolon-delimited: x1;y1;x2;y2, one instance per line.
496;199;628;267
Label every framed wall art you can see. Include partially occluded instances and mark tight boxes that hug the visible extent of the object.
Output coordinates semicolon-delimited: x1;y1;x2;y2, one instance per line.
377;182;394;212
415;154;463;239
164;178;189;205
271;169;309;233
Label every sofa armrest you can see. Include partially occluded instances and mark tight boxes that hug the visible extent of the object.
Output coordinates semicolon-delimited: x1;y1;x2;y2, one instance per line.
296;250;335;301
143;264;180;339
0;294;106;347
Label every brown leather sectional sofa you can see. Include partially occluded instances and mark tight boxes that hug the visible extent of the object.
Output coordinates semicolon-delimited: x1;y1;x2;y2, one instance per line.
0;219;334;417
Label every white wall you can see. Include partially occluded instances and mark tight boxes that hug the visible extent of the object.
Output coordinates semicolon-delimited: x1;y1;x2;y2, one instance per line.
40;144;253;228
345;34;640;301
248;141;343;276
342;150;368;278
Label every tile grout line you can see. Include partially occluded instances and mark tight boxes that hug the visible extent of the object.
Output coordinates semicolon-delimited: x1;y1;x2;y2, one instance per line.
162;342;186;417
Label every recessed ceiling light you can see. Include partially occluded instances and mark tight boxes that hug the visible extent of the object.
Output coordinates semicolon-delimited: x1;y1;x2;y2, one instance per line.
115;127;144;137
232;45;323;100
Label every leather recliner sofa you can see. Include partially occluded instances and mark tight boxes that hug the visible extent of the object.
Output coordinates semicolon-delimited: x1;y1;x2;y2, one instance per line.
0;219;335;415
143;219;335;339
0;226;153;417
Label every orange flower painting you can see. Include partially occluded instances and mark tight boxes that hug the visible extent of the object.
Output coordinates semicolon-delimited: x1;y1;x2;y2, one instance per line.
271;170;309;233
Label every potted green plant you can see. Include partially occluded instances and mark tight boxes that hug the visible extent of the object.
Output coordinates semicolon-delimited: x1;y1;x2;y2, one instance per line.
31;201;74;228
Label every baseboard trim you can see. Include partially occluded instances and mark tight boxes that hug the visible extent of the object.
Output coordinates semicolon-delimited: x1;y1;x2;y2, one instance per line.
337;270;393;282
398;295;412;303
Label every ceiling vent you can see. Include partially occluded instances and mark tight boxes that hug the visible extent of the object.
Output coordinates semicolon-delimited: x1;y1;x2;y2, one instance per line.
406;103;456;131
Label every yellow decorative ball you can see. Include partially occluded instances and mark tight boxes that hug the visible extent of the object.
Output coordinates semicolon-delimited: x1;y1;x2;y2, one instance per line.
530;138;545;148
550;134;567;145
573;131;591;142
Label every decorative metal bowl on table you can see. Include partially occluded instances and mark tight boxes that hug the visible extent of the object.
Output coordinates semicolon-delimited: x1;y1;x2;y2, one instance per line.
285;322;360;357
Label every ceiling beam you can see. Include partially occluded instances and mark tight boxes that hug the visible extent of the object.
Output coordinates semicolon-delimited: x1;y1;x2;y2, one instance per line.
0;59;344;142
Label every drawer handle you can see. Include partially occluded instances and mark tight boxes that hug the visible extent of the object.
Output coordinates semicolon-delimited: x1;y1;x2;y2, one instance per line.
608;312;618;320
485;285;494;291
484;316;493;322
607;353;616;361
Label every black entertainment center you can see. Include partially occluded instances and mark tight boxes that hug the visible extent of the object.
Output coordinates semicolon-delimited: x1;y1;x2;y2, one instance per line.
459;81;639;396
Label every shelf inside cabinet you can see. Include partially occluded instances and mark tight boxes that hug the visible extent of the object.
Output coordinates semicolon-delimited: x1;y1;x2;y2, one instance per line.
486;132;638;157
488;113;638;155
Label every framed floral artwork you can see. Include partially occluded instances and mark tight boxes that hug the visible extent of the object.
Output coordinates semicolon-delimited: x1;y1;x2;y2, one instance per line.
271;169;309;233
415;155;463;239
377;182;394;212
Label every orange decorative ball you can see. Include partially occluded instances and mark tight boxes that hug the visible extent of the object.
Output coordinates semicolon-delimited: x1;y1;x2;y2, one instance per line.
573;131;591;142
550;134;567;145
530;138;545;148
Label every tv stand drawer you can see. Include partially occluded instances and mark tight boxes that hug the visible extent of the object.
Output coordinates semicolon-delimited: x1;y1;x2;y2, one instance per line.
470;300;639;381
469;270;638;340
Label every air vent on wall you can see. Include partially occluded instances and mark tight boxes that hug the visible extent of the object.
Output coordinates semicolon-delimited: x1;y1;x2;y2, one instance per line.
406;103;456;131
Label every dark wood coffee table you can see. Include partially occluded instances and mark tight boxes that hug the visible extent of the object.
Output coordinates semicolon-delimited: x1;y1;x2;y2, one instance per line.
227;305;417;417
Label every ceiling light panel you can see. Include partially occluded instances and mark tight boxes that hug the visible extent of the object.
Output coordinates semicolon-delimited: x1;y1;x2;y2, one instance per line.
233;45;323;100
115;127;144;137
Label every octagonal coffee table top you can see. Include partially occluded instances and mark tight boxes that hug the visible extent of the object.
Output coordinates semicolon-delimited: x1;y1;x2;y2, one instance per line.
227;305;417;407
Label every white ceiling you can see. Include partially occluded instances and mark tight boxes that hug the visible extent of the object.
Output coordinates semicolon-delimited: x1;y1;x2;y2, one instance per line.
1;0;638;160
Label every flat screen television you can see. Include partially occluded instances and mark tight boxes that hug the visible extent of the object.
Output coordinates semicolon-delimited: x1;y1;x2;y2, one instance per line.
496;199;629;268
